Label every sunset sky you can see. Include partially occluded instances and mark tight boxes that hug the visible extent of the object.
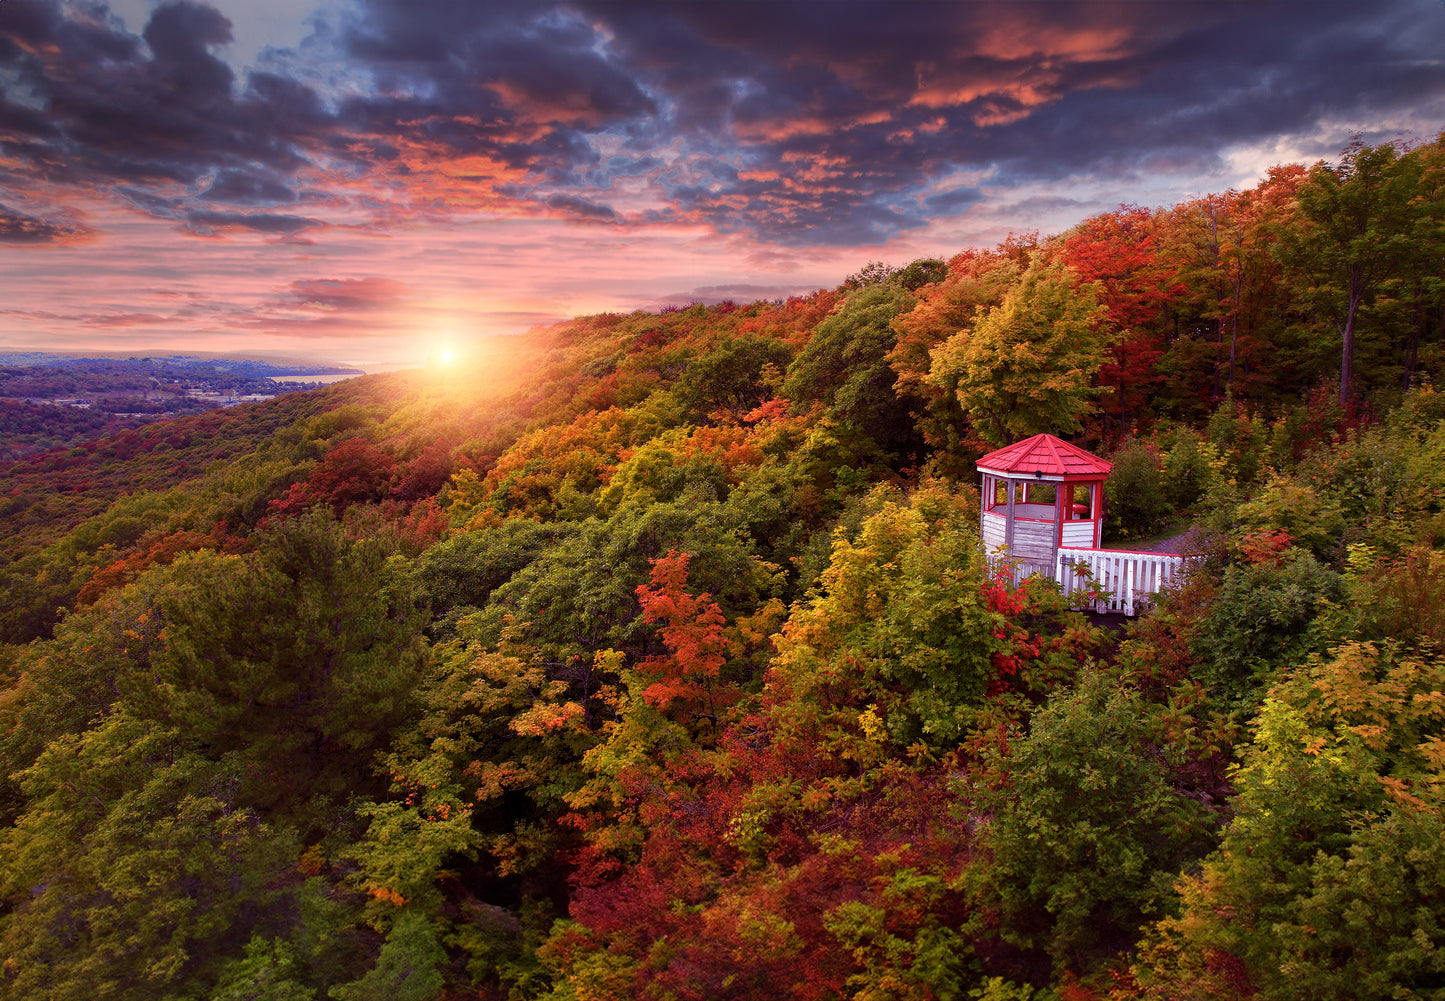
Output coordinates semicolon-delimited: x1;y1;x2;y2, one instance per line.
2;0;1443;369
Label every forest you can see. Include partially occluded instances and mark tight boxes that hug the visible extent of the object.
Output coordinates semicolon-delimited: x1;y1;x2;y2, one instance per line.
1;134;1444;1000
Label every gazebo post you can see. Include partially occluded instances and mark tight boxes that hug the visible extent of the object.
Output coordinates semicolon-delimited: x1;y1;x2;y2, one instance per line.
1055;484;1067;550
1003;476;1016;551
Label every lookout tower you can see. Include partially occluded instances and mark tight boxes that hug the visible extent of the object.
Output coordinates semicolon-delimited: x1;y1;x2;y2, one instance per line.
977;433;1112;579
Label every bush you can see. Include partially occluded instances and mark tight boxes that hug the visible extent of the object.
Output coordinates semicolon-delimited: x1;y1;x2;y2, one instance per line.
1160;428;1217;510
1190;548;1341;709
1105;438;1168;540
1205;395;1271;485
1134;642;1445;1001
1233;473;1345;560
1330;544;1445;652
965;671;1217;975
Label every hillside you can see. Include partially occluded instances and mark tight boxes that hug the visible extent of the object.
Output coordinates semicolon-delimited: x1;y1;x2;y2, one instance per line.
1;136;1444;1001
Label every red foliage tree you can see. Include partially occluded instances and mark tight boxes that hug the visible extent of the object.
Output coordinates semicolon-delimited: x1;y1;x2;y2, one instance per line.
268;436;396;519
634;550;731;722
1060;207;1187;437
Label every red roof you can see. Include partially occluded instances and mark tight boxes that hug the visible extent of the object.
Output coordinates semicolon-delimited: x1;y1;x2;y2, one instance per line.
975;433;1111;478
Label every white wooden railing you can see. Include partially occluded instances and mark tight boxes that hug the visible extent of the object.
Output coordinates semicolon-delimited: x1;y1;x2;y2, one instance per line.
1054;548;1190;616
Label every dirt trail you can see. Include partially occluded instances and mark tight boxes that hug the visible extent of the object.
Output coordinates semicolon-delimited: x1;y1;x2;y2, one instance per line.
1144;531;1192;554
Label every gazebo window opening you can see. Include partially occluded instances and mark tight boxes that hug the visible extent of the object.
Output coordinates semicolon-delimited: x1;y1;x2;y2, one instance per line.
986;477;1069;511
1026;482;1055;505
988;477;1011;509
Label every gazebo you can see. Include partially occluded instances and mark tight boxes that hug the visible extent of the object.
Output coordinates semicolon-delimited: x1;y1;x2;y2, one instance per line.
976;434;1188;614
977;433;1111;579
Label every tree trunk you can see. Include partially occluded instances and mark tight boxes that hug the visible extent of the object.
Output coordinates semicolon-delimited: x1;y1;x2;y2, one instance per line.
1403;295;1423;390
1339;279;1364;405
1227;273;1242;393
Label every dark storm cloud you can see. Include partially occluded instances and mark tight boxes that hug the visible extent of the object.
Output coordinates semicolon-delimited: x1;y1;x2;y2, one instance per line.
0;203;92;244
525;0;1441;240
338;0;655;125
2;0;1442;248
964;2;1445;189
184;209;322;234
0;0;326;207
591;0;1442;237
121;187;315;234
601;155;665;178
200;168;297;205
922;187;986;218
119;188;183;217
141;0;235;105
544;193;617;221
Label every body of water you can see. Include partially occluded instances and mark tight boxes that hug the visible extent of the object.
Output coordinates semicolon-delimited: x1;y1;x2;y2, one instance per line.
269;372;365;385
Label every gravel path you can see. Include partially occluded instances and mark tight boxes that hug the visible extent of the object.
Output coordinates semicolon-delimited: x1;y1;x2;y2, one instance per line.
1105;525;1200;555
1145;532;1192;554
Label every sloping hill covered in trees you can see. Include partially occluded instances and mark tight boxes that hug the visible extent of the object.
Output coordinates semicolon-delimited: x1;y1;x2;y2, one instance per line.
2;135;1445;1000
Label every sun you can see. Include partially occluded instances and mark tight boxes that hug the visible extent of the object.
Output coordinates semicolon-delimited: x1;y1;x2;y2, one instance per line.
428;342;460;368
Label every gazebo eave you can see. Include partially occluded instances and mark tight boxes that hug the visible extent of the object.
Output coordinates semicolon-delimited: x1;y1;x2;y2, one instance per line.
975;465;1106;483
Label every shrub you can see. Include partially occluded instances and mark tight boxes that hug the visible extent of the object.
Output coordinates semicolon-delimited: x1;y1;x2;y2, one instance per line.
1206;395;1270;485
1233;473;1344;560
1104;438;1168;540
965;671;1217;975
1190;548;1341;709
1160;428;1217;510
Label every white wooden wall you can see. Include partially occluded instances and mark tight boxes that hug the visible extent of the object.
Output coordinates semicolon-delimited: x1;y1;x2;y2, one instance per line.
981;510;1007;549
1011;518;1056;577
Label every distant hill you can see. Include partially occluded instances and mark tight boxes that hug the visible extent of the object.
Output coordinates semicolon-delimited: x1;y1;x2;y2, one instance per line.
0;351;367;377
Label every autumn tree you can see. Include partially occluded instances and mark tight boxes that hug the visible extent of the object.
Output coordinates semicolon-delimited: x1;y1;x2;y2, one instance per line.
1156;165;1307;411
784;283;922;463
1286;138;1420;404
675;334;793;422
928;256;1114;446
0;513;428;999
268;435;396;519
889;249;1022;465
1399;134;1445;389
633;549;734;727
965;671;1218;977
1057;207;1182;433
541;485;1104;999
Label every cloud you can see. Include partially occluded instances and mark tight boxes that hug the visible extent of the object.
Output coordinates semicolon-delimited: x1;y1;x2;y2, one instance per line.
0;203;94;244
284;276;408;311
184;209;323;234
1;0;1442;260
653;282;821;308
141;0;236;104
0;0;321;216
200;168;298;205
81;311;176;329
922;187;985;217
544;193;617;220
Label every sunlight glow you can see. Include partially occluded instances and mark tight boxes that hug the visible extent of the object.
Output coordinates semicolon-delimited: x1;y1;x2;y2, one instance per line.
426;340;463;369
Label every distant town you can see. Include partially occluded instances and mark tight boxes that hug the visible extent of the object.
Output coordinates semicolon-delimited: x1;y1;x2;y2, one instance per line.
0;354;365;461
